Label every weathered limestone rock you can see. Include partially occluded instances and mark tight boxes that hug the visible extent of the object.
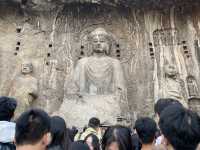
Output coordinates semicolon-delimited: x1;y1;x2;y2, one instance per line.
1;1;200;126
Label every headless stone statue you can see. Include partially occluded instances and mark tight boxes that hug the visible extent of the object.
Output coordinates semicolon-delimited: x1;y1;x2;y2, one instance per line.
59;28;129;127
9;61;38;118
163;64;188;107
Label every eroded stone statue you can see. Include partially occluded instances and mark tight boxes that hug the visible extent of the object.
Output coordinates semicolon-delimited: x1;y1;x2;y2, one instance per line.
163;63;188;107
72;28;126;95
58;28;129;127
9;61;38;118
187;75;199;98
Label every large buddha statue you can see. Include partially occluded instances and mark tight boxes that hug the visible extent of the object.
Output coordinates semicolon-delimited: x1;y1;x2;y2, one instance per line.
58;28;129;127
72;28;126;95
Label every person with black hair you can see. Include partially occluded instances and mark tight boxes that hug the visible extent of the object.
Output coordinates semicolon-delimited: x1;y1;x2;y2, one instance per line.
75;117;101;141
0;96;17;150
154;98;183;118
48;116;71;150
15;109;51;150
84;134;100;150
159;105;200;150
135;117;157;150
101;125;133;150
154;98;183;146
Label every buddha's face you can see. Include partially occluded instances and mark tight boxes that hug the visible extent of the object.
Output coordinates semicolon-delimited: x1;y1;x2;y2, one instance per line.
21;62;33;74
165;64;177;77
92;35;109;54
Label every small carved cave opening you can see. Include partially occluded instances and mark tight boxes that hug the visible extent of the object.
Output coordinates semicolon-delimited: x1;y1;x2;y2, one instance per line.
116;49;120;53
182;41;186;44
47;53;51;57
16;28;21;33
80;51;84;55
17;42;20;45
183;46;187;50
149;42;153;46
117;54;120;58
49;44;52;48
16;47;19;51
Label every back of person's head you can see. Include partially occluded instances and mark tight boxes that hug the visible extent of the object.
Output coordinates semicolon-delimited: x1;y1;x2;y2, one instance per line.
159;104;200;150
48;116;71;150
84;134;100;150
69;141;90;150
135;117;157;144
0;96;17;121
15;109;51;146
102;125;133;150
154;98;182;116
88;117;100;129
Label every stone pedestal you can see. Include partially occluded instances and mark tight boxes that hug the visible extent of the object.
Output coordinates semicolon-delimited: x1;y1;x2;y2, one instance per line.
188;97;200;116
57;95;123;127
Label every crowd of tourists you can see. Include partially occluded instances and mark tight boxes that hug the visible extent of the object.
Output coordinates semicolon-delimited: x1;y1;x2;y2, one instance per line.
0;96;200;150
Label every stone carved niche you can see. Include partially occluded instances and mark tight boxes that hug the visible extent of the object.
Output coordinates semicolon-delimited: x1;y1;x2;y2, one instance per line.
57;27;131;127
187;75;199;98
153;28;179;47
153;28;180;80
9;61;38;118
187;76;200;115
153;28;189;106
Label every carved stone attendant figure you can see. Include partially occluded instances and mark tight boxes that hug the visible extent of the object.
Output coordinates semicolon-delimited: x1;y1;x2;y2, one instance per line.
59;28;129;127
163;63;188;107
187;75;199;98
9;61;38;118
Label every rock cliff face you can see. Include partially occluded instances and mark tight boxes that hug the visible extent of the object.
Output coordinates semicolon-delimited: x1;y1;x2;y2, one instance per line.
1;1;200;122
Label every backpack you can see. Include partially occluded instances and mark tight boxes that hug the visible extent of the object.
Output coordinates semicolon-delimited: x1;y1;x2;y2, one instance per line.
0;142;16;150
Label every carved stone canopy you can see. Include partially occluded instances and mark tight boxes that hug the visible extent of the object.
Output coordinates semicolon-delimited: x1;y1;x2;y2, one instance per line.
90;28;109;38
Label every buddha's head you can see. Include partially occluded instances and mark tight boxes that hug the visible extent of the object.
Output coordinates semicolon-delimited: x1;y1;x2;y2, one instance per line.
164;63;178;77
21;61;33;74
90;28;111;55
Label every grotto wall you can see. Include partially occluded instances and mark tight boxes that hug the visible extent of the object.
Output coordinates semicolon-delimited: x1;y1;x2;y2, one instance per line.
1;1;200;123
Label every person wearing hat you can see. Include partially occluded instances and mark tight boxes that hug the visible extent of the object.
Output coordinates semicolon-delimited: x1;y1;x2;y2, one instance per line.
0;96;17;150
